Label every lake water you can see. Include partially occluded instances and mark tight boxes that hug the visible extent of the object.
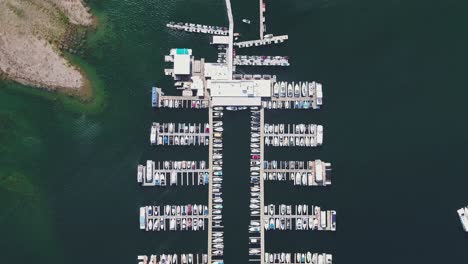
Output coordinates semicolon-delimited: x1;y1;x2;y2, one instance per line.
1;0;468;263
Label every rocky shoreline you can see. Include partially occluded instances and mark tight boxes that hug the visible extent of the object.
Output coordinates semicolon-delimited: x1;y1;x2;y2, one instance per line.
0;0;95;99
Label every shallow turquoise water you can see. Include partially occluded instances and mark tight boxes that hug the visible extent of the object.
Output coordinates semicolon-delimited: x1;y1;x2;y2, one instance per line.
1;0;468;263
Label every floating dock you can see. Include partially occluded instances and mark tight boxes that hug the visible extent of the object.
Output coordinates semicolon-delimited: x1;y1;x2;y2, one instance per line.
264;204;336;231
263;160;332;186
152;88;210;109
234;35;289;48
234;55;290;66
264;123;323;147
208;107;224;264
150;122;210;146
166;21;228;35
264;252;332;264
248;107;263;262
138;254;208;264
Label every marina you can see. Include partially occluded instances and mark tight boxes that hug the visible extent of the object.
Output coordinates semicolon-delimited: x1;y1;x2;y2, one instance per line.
263;123;323;147
137;160;209;187
137;254;208;264
139;205;209;232
264;204;336;231
263;160;332;186
264;252;332;264
141;0;334;262
150;122;210;146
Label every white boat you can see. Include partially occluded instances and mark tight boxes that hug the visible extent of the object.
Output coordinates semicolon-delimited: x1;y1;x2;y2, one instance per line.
302;82;308;97
137;165;143;183
170;171;177;185
316;82;323;106
318;254;324;264
280;82;286;97
226;106;238;111
287;83;293;97
317;125;323;145
457;206;468;232
150;124;157;144
146;160;153;182
139;207;146;229
294;83;300;97
242;18;251;24
325;254;332;264
309;81;315;96
273;83;279;97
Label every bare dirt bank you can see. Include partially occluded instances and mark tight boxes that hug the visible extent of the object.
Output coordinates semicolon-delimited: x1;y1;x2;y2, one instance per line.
0;0;95;98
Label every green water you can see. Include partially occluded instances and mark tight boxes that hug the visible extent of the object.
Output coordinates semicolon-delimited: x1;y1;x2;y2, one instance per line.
1;0;468;263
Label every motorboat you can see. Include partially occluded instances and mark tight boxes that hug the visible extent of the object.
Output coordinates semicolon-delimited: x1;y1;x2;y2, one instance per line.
302;82;308;97
287;83;293;97
294;83;300;97
242;18;251;24
273;82;279;97
280;82;286;97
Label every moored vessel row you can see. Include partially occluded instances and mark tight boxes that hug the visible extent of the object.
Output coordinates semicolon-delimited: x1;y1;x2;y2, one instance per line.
249;107;263;262
140;205;208;231
264;123;323;147
264;252;332;264
137;160;209;186
150;122;210;146
264;204;336;231
210;108;225;263
263;160;331;186
234;55;290;66
137;253;208;264
166;21;228;35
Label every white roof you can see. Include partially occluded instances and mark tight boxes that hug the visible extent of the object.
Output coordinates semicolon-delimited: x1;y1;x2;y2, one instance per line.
204;63;230;80
212;36;230;45
208;79;272;97
173;54;191;75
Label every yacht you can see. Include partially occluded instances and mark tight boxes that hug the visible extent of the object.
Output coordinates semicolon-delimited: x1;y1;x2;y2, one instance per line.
150;124;157;144
325;254;332;264
317;125;323;145
170;171;177;185
318;254;324;264
458;206;468;231
273;83;279;97
309;81;316;96
280;82;286;97
226;106;238;111
331;210;337;231
287;83;293;97
242;18;251;24
146;160;153;182
301;82;308;97
139;207;146;229
294;83;300;97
